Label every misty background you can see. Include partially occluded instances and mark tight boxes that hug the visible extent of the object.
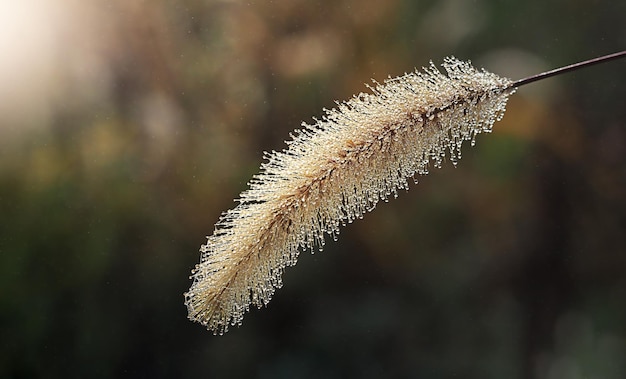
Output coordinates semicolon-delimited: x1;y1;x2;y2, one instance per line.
1;1;625;378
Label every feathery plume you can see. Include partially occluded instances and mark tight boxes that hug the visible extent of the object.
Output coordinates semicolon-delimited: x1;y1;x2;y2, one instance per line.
186;51;626;334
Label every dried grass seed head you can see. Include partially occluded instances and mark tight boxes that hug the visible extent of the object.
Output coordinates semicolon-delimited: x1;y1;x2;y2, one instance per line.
185;57;515;334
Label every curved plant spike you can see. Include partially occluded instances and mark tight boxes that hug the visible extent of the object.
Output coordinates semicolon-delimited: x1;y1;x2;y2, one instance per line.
185;51;626;335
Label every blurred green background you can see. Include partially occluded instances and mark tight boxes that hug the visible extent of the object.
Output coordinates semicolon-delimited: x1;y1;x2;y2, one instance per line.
1;0;625;378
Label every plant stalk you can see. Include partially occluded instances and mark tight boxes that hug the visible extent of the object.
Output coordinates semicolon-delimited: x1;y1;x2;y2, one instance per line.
510;50;626;89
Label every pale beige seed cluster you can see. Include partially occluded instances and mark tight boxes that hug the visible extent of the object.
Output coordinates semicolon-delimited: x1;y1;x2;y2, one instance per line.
185;57;515;334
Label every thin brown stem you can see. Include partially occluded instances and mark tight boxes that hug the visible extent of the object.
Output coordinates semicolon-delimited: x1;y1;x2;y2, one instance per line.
510;50;626;89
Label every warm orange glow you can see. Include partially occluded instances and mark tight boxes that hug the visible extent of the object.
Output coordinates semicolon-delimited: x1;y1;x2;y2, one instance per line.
0;1;114;137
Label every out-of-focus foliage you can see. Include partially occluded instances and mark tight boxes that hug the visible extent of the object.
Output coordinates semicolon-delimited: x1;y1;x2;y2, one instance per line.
0;0;625;378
